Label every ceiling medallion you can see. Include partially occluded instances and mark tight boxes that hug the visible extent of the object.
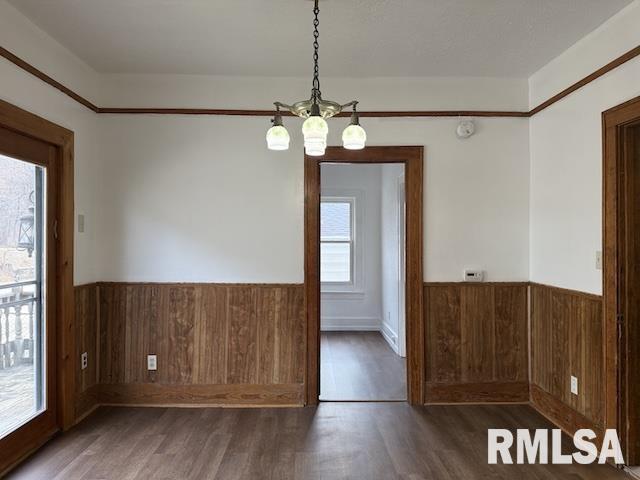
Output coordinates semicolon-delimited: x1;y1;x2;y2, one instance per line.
266;0;366;156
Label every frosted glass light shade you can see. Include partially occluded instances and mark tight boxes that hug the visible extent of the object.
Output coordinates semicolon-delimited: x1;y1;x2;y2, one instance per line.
342;124;367;150
304;139;326;156
302;116;328;156
266;125;290;150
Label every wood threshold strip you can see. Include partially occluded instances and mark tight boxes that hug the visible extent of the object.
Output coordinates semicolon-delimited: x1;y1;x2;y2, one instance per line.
1;44;639;118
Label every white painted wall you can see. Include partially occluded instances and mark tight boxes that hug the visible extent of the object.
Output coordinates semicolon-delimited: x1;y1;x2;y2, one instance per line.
0;0;531;286
380;164;405;353
0;1;102;285
92;115;530;283
320;164;383;330
529;1;640;294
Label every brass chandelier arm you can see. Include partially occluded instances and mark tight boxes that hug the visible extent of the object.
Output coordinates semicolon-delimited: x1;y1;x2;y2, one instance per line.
340;101;359;111
273;101;294;112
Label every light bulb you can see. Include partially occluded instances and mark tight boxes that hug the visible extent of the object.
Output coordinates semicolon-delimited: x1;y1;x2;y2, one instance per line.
342;124;366;150
266;125;290;151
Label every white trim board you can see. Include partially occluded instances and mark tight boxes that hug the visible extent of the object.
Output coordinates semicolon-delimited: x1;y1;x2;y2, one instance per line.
381;321;401;356
320;317;381;331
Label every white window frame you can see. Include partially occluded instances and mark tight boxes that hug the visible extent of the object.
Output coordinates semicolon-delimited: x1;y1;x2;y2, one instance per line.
320;195;356;287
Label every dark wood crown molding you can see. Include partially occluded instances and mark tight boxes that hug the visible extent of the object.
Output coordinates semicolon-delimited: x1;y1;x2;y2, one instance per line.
0;46;99;113
1;44;639;118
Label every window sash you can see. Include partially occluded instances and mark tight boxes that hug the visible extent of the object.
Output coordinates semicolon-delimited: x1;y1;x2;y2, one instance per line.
320;197;354;285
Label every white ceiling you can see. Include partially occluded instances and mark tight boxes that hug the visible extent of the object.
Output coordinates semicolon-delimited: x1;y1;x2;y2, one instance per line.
7;0;633;78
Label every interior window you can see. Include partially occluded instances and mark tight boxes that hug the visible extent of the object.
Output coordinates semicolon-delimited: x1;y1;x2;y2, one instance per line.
320;199;354;283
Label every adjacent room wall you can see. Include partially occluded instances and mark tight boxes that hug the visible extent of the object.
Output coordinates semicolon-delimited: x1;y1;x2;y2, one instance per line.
320;164;383;331
380;164;405;352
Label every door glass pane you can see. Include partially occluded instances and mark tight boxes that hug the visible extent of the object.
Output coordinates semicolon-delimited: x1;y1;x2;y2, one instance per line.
0;154;45;439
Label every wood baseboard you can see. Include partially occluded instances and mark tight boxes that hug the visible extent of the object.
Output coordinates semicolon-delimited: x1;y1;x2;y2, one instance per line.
530;384;603;438
425;381;529;403
97;383;304;407
74;384;100;422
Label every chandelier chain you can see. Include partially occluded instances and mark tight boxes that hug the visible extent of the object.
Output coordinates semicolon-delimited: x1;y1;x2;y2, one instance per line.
312;0;321;102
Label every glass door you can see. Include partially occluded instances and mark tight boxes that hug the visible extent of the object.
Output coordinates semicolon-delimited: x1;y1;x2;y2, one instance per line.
0;125;58;471
0;155;46;438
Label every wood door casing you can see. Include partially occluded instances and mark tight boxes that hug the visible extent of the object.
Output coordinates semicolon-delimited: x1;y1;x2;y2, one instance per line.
621;122;640;464
304;146;424;405
603;95;640;466
0;100;74;477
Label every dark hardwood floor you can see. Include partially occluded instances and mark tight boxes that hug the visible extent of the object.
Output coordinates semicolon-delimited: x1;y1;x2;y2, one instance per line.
320;331;406;401
8;403;628;479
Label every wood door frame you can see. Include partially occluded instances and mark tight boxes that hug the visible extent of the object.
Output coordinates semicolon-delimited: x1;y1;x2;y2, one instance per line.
603;95;640;465
0;99;75;474
304;146;424;405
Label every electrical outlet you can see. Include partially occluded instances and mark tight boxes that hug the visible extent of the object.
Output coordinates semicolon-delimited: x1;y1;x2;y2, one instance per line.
81;352;88;370
147;354;157;371
571;375;579;395
596;250;603;270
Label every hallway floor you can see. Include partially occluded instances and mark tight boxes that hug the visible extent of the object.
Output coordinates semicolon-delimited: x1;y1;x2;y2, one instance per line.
320;331;406;401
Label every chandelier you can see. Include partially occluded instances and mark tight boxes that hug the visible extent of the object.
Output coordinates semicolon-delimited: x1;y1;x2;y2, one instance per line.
266;0;366;156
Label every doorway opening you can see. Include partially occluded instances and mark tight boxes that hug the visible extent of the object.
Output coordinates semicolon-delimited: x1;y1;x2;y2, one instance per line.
603;95;640;468
318;163;406;401
304;146;424;406
0;100;74;476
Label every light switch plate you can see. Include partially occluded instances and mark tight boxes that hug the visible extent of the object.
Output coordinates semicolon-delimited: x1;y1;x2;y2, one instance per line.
596;250;603;270
571;375;578;395
81;352;88;370
147;354;157;371
78;214;85;233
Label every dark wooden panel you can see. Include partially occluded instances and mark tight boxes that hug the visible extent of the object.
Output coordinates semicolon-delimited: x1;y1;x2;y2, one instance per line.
226;287;258;384
425;285;461;383
280;286;305;384
425;381;529;403
166;286;196;384
98;383;303;406
531;384;603;441
74;284;98;419
424;283;529;403
530;283;604;430
461;286;495;382
99;284;127;384
551;289;571;405
94;283;305;406
195;285;227;384
494;285;528;382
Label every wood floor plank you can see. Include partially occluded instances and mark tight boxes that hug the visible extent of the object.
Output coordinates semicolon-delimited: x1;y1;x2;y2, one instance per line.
7;404;627;480
319;331;406;401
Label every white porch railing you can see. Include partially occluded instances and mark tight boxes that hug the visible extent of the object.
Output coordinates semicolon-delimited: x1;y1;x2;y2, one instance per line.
0;281;37;369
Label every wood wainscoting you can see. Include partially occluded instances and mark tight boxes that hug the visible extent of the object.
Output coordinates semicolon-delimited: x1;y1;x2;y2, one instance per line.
73;283;305;412
424;282;529;403
74;284;99;419
530;283;604;436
